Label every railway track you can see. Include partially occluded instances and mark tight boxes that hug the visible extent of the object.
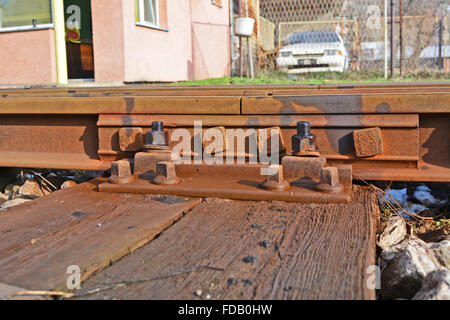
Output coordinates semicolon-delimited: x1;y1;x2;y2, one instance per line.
0;82;448;300
0;82;448;183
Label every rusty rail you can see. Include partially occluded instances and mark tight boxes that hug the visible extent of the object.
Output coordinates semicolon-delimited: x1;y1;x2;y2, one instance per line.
0;83;448;184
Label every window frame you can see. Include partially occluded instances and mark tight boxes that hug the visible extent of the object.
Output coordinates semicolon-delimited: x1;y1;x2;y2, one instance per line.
136;0;160;29
0;0;54;33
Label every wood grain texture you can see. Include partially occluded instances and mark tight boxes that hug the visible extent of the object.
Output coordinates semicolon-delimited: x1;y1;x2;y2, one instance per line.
79;186;378;300
0;180;200;291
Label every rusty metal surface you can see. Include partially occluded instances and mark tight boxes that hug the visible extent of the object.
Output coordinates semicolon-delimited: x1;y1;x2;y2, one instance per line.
0;96;241;115
0;83;448;182
98;162;353;203
242;93;450;114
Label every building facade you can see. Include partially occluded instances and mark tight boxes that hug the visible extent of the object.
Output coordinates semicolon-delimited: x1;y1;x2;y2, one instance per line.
0;0;231;85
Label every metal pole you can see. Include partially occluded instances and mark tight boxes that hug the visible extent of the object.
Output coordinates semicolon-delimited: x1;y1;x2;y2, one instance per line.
438;19;443;70
244;0;254;79
229;0;235;77
239;0;243;78
384;0;388;79
390;0;394;78
52;0;68;85
399;0;403;76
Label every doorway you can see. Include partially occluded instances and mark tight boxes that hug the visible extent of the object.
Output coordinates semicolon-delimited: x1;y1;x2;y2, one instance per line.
64;0;94;79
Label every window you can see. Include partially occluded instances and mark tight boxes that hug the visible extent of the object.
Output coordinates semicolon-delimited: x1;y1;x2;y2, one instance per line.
136;0;158;27
0;0;53;31
211;0;223;7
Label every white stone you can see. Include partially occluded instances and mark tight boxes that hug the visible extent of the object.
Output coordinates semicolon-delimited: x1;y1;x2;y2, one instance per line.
413;270;450;300
377;216;407;249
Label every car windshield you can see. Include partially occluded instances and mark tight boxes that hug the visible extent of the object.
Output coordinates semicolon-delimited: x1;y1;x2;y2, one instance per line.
286;31;341;45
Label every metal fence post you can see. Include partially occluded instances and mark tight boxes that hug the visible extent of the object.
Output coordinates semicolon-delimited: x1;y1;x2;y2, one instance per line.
385;0;389;79
390;0;394;78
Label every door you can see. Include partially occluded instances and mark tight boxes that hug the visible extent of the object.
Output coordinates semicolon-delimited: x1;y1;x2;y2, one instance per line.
64;0;94;79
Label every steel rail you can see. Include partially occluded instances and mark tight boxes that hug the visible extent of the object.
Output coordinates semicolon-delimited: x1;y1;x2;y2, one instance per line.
0;81;449;97
0;85;448;182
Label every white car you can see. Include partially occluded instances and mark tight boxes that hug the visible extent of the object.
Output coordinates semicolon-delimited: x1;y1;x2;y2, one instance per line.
277;31;349;73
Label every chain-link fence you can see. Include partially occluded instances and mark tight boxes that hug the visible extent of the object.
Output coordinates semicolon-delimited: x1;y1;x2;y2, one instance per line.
233;0;450;79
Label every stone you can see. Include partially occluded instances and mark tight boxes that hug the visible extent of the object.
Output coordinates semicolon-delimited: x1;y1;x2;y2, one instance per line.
353;127;383;157
61;181;78;189
377;216;407;249
5;183;21;200
412;270;450;300
18;180;50;199
381;237;442;299
119;127;144;152
428;240;450;269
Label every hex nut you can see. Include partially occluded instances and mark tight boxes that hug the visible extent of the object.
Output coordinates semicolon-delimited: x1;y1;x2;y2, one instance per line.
316;167;343;193
153;161;179;185
108;159;135;184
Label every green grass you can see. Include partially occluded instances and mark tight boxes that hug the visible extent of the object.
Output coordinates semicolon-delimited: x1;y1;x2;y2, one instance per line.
172;71;450;86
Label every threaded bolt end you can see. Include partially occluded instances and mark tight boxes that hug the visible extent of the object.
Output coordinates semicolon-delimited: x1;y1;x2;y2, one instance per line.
152;121;164;132
297;121;311;137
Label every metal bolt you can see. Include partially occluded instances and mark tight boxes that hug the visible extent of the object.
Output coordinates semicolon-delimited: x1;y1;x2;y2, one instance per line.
261;165;289;191
153;161;179;185
152;121;164;132
292;121;318;156
144;121;168;150
316;167;343;193
108;159;135;184
297;121;311;137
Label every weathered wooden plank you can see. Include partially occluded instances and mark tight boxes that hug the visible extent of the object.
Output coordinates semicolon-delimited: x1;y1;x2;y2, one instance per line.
0;283;46;300
79;186;378;300
0;180;200;291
